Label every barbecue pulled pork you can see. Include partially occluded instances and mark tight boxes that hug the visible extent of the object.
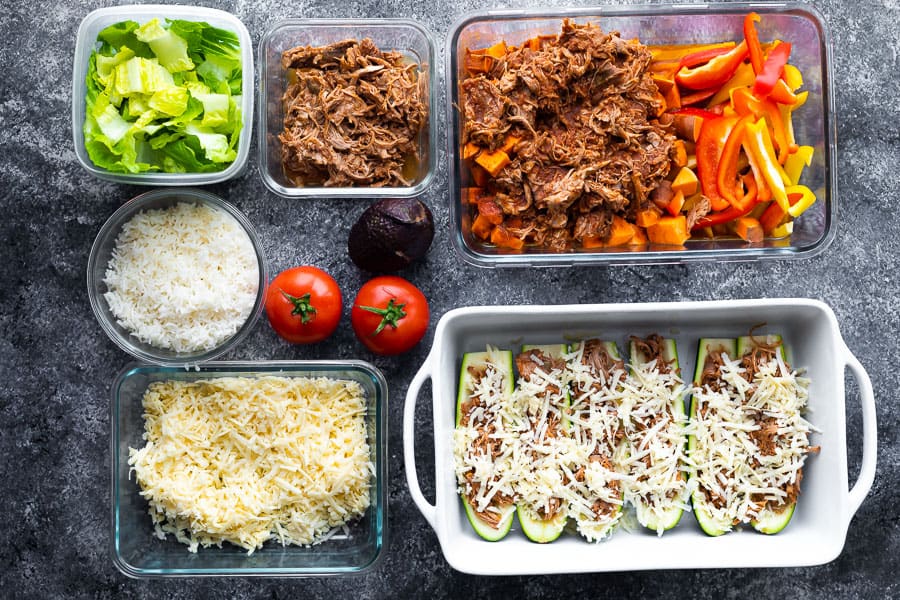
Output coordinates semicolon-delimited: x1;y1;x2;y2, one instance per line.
461;20;675;250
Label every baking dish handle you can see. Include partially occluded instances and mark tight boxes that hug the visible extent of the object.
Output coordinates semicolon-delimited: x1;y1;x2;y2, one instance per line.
403;354;437;529
843;344;877;522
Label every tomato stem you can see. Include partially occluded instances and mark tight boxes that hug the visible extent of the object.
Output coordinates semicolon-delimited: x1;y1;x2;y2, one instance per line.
358;298;406;335
281;290;316;324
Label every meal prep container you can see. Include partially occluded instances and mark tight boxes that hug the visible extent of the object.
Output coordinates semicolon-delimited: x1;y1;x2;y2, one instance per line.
112;360;388;577
87;188;268;367
404;299;875;574
446;4;835;267
72;5;254;185
258;19;437;198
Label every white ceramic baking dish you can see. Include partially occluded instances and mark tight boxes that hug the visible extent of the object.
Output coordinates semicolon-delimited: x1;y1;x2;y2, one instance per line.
403;299;876;574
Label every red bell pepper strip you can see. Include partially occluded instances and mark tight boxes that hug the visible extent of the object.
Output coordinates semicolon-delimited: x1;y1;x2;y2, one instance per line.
744;12;765;74
717;114;754;206
679;46;735;69
754;42;792;96
696;115;739;211
676;41;749;90
691;205;753;230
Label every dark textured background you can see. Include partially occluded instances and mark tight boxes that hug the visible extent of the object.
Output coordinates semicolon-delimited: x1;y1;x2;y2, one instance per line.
1;0;898;597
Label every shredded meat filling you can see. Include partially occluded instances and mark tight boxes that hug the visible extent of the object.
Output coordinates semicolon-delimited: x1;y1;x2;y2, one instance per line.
461;20;675;251
280;38;427;187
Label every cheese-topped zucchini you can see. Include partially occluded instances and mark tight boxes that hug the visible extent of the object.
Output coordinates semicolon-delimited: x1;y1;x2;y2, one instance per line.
565;340;626;542
514;344;570;543
623;335;689;535
453;348;517;541
689;335;815;536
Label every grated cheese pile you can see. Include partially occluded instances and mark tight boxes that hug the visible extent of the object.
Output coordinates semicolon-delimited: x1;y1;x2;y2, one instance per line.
618;357;690;535
128;376;373;554
104;202;259;353
689;352;814;530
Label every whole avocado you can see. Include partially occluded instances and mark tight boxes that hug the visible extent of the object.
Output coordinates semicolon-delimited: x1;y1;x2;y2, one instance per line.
348;198;435;272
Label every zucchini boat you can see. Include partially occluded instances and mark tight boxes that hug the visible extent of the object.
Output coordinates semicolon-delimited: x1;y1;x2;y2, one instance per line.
736;334;796;535
689;335;814;536
688;338;738;537
565;340;626;542
624;335;688;534
514;344;570;543
453;348;517;541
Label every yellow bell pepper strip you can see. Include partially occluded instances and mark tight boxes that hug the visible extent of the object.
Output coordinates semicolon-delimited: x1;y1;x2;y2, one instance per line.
786;184;817;217
782;63;803;91
744;12;765;73
754;42;792;96
717;114;754;206
778;90;808;161
676;41;749;90
784;145;814;185
769;78;799;105
708;62;755;107
696;115;739;211
744;143;772;202
731;88;791;164
743;117;790;211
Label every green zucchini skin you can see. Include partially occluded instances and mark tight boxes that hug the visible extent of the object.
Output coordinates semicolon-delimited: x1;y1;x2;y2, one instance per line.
736;335;797;535
628;337;685;533
689;338;737;537
516;344;570;543
456;349;516;541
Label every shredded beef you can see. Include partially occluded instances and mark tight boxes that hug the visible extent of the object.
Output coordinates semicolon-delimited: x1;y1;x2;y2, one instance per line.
461;20;675;251
280;38;427;187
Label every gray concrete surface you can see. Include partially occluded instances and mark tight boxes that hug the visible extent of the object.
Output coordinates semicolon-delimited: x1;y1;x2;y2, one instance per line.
1;0;898;597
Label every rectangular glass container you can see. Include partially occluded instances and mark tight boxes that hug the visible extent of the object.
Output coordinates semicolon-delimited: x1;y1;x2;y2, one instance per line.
446;3;835;267
111;361;387;577
258;19;437;198
72;5;254;185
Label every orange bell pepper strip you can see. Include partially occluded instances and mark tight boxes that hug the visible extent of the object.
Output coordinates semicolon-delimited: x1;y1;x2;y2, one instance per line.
744;12;765;74
754;42;792;96
679;46;736;69
676;41;749;90
696;115;739;211
717;114;754;206
743;117;790;211
769;78;799;105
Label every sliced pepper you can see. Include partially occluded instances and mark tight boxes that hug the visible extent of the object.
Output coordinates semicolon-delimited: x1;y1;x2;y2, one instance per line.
731;88;791;164
769;78;800;105
691;205;753;230
708;62;756;107
744;12;765;74
717;114;754;206
782;63;804;91
679;46;735;69
754;42;792;97
786;184;817;217
676;41;749;90
696;115;739;211
743;117;790;211
784;145;814;185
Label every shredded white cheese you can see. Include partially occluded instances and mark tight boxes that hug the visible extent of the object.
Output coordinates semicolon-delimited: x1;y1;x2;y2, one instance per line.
689;352;815;531
618;357;690;535
104;202;259;353
128;376;372;553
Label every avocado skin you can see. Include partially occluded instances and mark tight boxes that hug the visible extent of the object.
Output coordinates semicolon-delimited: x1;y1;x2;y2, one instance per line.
348;198;434;272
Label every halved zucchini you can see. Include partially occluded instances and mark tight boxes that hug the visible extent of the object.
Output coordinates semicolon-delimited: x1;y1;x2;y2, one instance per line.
456;349;516;541
627;337;685;533
688;338;737;537
568;340;625;541
736;334;796;535
515;344;570;543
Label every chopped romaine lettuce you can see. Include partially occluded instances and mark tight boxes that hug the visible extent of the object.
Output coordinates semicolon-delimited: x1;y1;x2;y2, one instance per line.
83;18;242;174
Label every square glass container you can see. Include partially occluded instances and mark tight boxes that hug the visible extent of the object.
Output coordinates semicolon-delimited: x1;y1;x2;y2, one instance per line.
446;3;835;267
72;5;254;185
258;19;436;198
111;361;388;577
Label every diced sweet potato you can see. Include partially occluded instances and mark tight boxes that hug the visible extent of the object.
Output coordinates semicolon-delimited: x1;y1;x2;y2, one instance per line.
475;149;511;177
490;224;524;249
671;166;698;196
462;142;481;161
647;215;689;246
734;217;763;243
471;213;494;240
635;207;661;228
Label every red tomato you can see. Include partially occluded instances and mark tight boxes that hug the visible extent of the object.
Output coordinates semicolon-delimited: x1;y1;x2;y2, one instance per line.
351;276;429;355
265;266;342;344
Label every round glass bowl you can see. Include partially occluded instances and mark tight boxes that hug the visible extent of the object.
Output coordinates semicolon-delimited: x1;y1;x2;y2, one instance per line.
87;188;268;366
